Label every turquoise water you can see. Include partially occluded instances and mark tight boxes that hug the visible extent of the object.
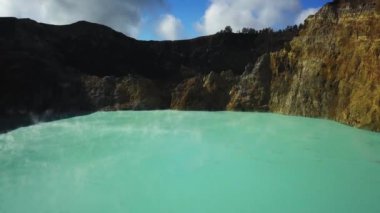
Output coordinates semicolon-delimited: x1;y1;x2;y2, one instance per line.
0;111;380;213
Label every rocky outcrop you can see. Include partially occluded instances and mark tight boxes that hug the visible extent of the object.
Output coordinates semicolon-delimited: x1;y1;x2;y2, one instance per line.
0;0;379;132
227;54;271;111
81;75;168;110
269;0;380;131
171;71;236;110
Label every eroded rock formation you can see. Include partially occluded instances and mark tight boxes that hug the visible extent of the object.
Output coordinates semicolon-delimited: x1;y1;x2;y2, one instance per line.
171;71;236;110
270;0;380;131
227;54;272;111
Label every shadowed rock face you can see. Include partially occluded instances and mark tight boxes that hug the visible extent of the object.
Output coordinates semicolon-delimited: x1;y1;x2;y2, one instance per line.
0;17;297;132
81;75;169;110
0;0;379;132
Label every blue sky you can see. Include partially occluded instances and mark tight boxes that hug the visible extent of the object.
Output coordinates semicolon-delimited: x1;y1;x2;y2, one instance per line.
0;0;332;40
141;0;332;40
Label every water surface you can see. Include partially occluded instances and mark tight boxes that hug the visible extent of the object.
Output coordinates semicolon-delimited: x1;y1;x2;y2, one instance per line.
1;111;380;213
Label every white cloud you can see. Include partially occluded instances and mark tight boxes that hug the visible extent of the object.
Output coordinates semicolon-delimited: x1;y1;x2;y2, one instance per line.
0;0;165;37
196;0;319;35
295;8;319;25
156;14;183;40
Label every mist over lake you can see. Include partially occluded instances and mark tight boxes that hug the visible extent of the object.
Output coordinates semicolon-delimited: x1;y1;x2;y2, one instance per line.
1;111;379;213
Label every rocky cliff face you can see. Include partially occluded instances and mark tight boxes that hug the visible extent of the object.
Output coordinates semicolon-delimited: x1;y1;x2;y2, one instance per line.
0;0;379;132
270;0;380;131
172;0;380;131
227;54;272;111
171;71;237;110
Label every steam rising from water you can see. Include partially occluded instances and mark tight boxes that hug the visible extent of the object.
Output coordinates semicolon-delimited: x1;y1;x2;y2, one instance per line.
0;111;380;213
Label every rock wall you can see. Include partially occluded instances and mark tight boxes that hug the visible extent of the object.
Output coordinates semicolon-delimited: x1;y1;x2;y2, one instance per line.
270;0;380;131
167;0;380;131
227;54;272;111
81;75;168;110
171;71;237;110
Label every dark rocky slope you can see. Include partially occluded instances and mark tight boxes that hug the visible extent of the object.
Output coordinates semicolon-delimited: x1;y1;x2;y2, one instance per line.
0;0;379;132
0;17;296;132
